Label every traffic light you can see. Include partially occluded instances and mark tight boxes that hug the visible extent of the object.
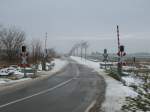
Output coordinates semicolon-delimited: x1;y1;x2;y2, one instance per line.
133;57;136;63
104;49;107;54
120;45;124;52
22;46;26;52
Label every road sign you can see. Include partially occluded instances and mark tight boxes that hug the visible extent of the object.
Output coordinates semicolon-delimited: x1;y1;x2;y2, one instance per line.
117;45;126;66
103;49;109;69
20;52;29;77
117;51;126;56
21;54;27;64
20;52;28;64
103;49;108;62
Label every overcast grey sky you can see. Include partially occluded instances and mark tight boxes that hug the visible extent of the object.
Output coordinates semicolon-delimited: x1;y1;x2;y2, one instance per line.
0;0;150;53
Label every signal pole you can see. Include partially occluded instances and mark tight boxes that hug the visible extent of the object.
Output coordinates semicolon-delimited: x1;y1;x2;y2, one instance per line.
45;32;48;50
117;25;122;77
42;32;48;71
21;46;28;77
117;25;120;52
103;49;108;70
117;25;126;77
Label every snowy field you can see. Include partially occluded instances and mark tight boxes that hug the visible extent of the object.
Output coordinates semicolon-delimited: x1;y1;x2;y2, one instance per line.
71;56;137;112
0;58;68;85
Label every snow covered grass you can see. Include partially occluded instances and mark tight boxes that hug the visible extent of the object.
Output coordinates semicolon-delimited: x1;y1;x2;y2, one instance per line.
122;75;143;86
71;56;137;112
122;66;138;71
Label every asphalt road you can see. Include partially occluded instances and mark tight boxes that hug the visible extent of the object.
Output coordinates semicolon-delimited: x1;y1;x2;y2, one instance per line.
0;60;106;112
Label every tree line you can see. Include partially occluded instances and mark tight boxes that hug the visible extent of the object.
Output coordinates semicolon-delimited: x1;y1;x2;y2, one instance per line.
0;25;56;66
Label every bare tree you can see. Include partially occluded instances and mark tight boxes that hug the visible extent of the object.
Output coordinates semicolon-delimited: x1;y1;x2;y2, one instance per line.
80;42;83;59
0;38;3;49
69;41;89;59
80;41;88;59
0;27;25;61
82;42;89;59
74;43;80;56
47;48;57;58
30;39;42;64
0;25;3;49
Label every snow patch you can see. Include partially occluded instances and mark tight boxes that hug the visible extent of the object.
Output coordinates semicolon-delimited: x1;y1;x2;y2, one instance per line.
50;58;68;73
0;78;32;85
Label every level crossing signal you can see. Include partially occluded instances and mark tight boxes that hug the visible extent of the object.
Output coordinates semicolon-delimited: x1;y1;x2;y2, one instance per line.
117;45;126;66
19;46;29;67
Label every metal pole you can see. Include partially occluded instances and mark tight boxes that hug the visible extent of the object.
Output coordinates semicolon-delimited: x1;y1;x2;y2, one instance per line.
24;66;26;78
81;47;82;59
117;25;122;77
85;48;86;60
117;25;120;52
77;47;78;56
44;32;48;70
45;32;47;50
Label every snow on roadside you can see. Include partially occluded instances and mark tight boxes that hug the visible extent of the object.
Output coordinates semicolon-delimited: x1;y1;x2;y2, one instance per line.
0;78;11;84
0;58;68;85
0;78;32;85
71;56;137;112
100;75;137;112
71;56;100;69
50;58;68;73
39;58;68;76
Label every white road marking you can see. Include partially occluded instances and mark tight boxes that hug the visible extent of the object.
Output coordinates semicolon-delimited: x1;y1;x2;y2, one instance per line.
85;100;96;112
0;78;75;109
